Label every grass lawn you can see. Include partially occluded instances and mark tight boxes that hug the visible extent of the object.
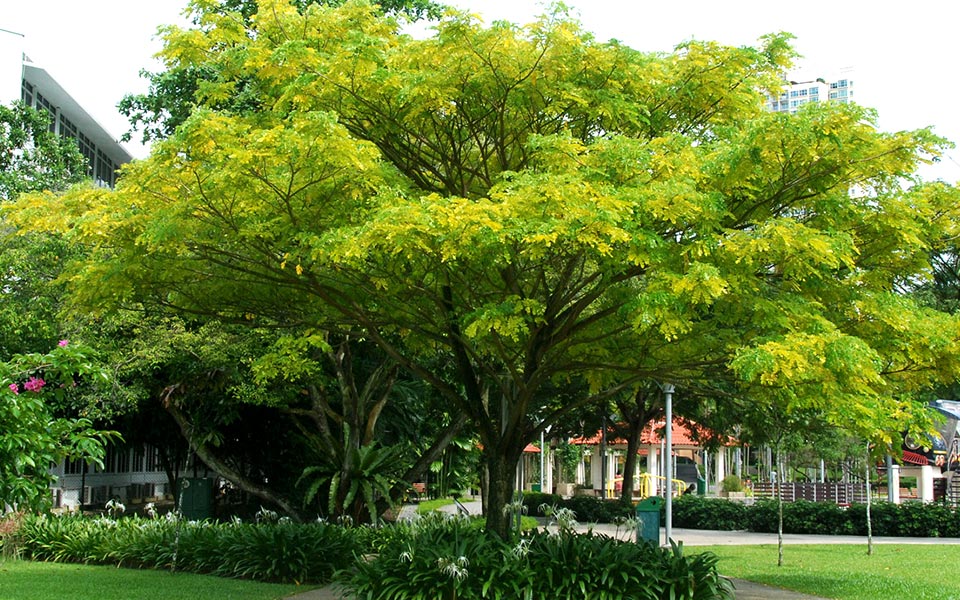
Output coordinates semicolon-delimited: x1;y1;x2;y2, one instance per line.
0;559;309;600
695;544;960;600
415;497;455;514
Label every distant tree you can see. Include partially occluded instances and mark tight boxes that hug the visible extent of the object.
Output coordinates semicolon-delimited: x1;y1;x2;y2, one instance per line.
0;102;87;201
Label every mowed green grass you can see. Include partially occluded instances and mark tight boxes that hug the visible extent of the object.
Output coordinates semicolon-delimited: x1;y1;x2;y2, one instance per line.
0;560;307;600
694;544;960;600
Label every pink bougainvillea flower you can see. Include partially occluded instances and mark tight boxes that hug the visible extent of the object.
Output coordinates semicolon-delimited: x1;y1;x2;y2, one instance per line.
8;383;19;395
58;339;69;347
23;377;45;392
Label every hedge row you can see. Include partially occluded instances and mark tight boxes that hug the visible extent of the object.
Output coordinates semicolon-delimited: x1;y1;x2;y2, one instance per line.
16;513;360;583
672;495;960;538
520;491;635;523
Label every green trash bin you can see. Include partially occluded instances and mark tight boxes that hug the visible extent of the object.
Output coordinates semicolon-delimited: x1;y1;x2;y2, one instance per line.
179;477;214;521
635;496;662;545
697;477;707;496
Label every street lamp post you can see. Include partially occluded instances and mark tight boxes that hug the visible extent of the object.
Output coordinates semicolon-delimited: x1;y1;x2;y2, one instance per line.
600;413;607;499
663;383;675;546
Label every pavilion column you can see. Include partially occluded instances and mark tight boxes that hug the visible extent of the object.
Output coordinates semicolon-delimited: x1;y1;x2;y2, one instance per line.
918;465;936;502
887;459;901;504
647;442;659;496
606;451;618;498
714;449;726;493
544;445;553;494
591;446;603;491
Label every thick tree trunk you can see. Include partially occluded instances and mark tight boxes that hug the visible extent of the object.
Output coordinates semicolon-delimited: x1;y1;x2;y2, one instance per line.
483;449;522;539
617;387;661;503
620;425;643;502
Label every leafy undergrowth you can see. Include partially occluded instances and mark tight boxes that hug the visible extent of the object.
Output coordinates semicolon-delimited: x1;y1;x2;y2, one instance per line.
347;514;733;599
17;513;360;584
0;559;304;600
694;544;960;600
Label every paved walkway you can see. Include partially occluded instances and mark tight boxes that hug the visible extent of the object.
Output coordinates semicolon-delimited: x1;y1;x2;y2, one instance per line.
285;500;960;599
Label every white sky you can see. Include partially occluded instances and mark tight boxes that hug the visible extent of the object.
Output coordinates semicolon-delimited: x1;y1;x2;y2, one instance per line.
4;0;959;181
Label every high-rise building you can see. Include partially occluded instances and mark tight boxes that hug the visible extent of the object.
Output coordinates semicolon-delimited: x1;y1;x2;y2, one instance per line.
767;76;854;114
0;27;132;187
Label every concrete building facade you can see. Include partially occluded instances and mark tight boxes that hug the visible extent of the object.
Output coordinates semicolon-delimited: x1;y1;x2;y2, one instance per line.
1;27;131;188
767;75;854;114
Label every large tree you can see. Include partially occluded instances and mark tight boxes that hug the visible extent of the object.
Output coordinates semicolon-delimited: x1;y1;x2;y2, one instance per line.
10;0;960;536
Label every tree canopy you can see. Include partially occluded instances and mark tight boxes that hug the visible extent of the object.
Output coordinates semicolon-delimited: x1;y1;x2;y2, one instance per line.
10;0;960;535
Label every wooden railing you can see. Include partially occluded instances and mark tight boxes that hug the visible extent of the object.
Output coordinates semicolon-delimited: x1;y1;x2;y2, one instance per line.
751;482;868;504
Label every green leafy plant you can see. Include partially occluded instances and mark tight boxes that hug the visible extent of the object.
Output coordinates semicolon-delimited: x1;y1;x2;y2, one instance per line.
300;441;401;524
672;496;749;531
720;475;743;493
0;342;117;510
344;514;733;599
19;513;361;584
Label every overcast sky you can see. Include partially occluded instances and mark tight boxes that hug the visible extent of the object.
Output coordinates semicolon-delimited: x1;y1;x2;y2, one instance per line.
5;1;959;181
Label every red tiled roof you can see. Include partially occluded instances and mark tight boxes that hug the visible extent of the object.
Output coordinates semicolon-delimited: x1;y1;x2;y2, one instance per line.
569;419;733;448
902;450;929;466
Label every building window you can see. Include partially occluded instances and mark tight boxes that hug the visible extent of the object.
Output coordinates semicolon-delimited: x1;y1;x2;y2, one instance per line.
59;114;77;140
35;93;57;132
64;458;85;475
21;81;33;106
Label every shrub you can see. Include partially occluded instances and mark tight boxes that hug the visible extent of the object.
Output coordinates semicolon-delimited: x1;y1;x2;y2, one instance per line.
520;492;563;516
889;501;947;537
743;499;779;534
780;500;852;535
663;497;960;539
720;475;742;493
672;496;747;531
561;495;633;524
344;514;734;599
0;511;25;559
19;513;361;584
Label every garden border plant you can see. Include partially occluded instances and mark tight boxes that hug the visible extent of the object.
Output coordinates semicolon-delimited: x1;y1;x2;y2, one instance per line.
670;495;960;538
12;510;736;598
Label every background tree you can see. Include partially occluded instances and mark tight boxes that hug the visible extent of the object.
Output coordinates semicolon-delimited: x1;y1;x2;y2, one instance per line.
0;102;87;201
0;103;88;356
10;0;960;536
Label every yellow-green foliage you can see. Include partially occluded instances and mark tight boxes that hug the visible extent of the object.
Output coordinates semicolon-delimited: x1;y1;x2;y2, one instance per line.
6;0;960;532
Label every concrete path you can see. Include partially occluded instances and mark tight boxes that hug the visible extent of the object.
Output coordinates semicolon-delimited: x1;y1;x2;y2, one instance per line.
284;500;960;599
